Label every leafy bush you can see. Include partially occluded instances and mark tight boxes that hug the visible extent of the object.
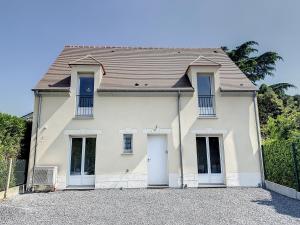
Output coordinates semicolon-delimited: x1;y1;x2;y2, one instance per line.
0;113;26;191
263;107;300;189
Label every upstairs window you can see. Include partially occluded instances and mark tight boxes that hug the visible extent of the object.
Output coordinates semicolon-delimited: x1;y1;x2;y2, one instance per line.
197;74;215;116
76;75;94;117
123;134;133;153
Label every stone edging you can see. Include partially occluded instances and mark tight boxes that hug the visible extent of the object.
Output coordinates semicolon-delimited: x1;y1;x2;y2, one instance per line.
0;185;25;200
265;180;300;200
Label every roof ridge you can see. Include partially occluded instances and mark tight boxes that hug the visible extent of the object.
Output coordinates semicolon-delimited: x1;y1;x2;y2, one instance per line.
64;45;223;51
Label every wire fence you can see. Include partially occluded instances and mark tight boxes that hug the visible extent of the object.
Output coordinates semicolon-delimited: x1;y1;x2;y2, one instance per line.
262;142;300;192
0;159;28;193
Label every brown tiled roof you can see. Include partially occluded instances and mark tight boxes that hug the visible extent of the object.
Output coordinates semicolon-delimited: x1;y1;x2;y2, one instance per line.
34;45;257;92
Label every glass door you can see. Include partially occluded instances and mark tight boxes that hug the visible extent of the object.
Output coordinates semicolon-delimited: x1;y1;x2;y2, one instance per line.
69;137;96;186
196;136;224;184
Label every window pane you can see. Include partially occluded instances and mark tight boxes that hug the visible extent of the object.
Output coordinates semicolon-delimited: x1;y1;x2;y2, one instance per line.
80;77;94;96
197;75;211;96
84;138;96;175
123;134;132;153
70;138;82;175
196;137;208;174
79;77;94;108
209;137;221;173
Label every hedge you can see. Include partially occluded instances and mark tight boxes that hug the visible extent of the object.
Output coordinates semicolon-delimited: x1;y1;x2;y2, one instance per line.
0;113;26;191
263;140;300;189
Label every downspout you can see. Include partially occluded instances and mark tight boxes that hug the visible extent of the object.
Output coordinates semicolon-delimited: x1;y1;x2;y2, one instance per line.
177;90;184;189
253;91;265;187
30;91;42;190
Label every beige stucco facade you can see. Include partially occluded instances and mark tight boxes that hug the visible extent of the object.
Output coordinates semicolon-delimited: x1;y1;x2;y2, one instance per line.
27;64;262;189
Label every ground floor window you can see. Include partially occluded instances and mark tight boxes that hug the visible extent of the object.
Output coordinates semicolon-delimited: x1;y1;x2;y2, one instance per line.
70;137;96;176
196;136;221;174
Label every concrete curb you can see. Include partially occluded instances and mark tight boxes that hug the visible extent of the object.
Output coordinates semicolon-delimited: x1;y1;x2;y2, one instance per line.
0;185;25;200
265;180;300;200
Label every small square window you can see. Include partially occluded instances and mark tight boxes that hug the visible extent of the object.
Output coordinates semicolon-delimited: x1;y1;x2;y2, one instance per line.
123;134;133;153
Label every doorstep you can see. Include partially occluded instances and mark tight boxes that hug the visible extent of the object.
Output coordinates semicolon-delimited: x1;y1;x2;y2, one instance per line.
198;184;226;188
147;185;169;189
65;185;95;190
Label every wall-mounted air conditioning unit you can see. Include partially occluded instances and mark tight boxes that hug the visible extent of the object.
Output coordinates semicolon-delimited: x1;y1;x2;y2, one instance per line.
33;166;58;191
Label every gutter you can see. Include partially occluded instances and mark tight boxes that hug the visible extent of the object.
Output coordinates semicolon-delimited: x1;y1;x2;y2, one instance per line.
97;88;194;93
177;90;184;189
253;91;265;187
30;91;42;190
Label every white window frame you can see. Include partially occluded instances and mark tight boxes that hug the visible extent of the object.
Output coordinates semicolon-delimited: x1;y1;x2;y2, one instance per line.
76;74;95;117
196;135;225;184
123;133;133;154
196;73;216;117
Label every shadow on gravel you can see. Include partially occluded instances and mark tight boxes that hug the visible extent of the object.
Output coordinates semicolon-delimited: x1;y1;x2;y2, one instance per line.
252;191;300;219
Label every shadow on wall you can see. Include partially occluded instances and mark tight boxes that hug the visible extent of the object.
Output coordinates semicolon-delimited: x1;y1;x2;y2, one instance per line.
252;190;300;218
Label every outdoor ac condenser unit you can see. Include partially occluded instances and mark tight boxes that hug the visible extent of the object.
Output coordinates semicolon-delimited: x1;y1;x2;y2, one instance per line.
33;166;58;191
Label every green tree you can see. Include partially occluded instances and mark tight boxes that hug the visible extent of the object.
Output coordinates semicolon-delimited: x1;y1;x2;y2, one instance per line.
0;113;26;190
222;41;282;83
257;84;283;128
263;107;300;188
269;83;297;97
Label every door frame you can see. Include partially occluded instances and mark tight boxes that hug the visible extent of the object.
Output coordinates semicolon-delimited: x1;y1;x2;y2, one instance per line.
196;135;225;184
67;135;97;186
147;134;169;186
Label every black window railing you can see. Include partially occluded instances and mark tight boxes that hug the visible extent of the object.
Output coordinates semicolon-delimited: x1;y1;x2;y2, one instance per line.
198;95;215;116
76;95;93;117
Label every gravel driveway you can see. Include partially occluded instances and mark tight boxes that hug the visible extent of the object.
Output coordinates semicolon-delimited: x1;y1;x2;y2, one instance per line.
0;188;300;225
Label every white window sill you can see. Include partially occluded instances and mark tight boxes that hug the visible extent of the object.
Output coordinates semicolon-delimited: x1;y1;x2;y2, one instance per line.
73;116;94;120
198;115;218;119
121;152;133;155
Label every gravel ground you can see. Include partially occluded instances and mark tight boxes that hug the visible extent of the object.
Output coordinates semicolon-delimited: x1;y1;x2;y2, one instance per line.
0;188;300;225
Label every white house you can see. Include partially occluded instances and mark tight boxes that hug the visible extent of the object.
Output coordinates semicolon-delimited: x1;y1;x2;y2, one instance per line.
27;45;264;190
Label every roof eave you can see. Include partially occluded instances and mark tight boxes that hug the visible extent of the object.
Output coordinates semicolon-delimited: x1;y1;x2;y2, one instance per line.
97;88;194;93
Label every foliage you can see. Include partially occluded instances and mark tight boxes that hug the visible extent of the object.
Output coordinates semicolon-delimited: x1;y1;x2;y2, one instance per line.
222;41;282;83
224;41;299;189
0;113;26;160
263;107;300;189
269;83;297;97
0;113;26;191
257;84;283;128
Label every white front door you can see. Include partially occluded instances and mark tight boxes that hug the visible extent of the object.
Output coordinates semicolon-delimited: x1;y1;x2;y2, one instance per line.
147;135;168;186
196;136;224;184
68;137;96;186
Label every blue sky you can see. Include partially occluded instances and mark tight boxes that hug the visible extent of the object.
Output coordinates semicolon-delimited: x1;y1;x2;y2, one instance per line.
0;0;299;116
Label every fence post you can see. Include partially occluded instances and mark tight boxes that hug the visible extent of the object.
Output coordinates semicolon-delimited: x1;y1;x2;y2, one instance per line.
261;145;267;183
291;143;300;192
4;158;13;199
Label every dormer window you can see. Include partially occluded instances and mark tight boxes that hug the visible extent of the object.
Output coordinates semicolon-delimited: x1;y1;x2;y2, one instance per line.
76;75;94;117
197;74;215;116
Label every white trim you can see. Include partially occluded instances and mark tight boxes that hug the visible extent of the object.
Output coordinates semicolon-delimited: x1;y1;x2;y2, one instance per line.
226;172;261;187
191;128;227;135
119;128;137;134
68;137;97;186
143;128;171;134
122;133;133;154
95;174;147;189
64;129;102;136
196;136;225;184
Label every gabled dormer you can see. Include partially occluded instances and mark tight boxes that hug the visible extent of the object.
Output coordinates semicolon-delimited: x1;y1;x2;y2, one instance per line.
69;55;105;117
186;56;221;117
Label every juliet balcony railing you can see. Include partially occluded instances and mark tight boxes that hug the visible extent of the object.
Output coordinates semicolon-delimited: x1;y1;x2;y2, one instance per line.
198;95;216;116
76;95;94;117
